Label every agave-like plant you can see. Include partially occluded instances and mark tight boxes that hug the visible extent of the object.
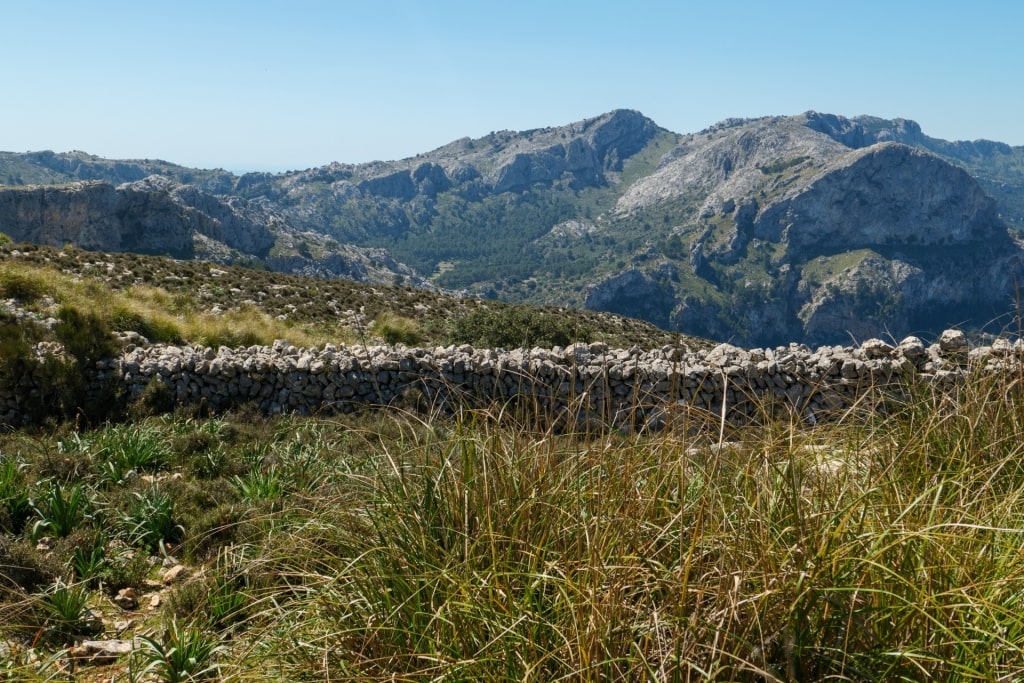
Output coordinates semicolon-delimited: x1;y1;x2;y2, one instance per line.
92;424;170;486
131;619;223;683
37;580;102;641
120;486;184;552
30;481;90;541
0;456;32;534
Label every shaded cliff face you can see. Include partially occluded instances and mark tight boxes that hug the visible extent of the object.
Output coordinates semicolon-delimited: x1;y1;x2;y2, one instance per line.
0;177;433;289
0;178;281;257
0;181;193;255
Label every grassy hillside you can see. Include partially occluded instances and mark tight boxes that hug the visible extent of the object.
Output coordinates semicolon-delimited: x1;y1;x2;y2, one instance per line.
0;242;699;353
2;243;1024;680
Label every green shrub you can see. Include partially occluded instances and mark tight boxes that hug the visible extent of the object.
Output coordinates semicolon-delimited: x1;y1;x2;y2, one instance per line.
372;312;424;345
447;306;588;348
0;536;64;597
129;377;177;419
100;545;152;593
0;268;49;303
54;305;116;368
0;315;92;425
0;317;40;375
110;305;183;343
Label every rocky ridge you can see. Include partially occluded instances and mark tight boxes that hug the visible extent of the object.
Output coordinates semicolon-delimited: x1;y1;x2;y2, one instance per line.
3;110;1024;346
0;178;428;287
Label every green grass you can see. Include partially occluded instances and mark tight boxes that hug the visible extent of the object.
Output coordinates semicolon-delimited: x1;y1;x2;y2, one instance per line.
798;248;878;286
2;367;1024;680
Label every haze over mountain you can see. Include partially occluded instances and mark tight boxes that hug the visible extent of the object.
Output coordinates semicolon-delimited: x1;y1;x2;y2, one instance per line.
2;110;1022;347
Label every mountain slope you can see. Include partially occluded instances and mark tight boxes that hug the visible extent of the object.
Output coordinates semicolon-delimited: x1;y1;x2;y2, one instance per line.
2;110;1022;346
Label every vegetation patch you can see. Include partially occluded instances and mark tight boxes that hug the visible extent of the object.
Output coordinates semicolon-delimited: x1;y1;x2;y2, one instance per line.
447;306;590;348
1;370;1023;679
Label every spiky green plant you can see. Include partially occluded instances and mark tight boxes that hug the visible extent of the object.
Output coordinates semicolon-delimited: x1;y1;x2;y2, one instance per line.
92;423;171;486
0;457;32;534
231;466;285;503
131;619;223;682
69;531;108;587
29;482;90;541
36;581;101;642
120;487;183;552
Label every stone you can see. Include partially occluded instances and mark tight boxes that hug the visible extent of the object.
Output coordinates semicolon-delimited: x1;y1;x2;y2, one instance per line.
68;639;137;665
113;587;138;610
938;329;968;355
161;564;187;584
860;338;895;359
897;336;927;361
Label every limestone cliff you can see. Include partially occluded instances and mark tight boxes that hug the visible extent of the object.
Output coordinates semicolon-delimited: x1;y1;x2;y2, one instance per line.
0;181;193;255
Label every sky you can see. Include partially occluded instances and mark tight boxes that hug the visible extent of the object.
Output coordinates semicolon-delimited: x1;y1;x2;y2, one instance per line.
2;1;1021;173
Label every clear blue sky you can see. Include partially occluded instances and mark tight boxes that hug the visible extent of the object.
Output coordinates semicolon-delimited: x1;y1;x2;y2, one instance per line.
2;1;1020;172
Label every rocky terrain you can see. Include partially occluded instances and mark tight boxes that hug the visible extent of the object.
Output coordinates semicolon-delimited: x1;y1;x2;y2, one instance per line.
0;177;427;287
3;110;1023;346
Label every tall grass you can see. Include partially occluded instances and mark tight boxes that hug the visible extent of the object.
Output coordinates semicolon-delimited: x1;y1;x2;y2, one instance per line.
231;373;1024;681
3;370;1024;680
0;261;348;350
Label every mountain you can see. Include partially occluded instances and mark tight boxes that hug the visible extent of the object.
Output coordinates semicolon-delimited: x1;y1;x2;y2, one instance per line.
2;110;1023;346
0;174;427;287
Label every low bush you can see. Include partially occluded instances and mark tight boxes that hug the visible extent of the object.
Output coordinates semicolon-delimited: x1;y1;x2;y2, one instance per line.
54;305;116;369
0;268;50;303
110;304;183;343
447;305;589;348
372;311;424;345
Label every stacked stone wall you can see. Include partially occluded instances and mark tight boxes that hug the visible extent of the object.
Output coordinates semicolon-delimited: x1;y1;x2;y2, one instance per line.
2;329;1019;429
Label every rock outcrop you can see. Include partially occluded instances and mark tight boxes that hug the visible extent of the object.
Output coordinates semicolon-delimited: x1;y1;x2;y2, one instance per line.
753;144;1005;251
0;181;193;255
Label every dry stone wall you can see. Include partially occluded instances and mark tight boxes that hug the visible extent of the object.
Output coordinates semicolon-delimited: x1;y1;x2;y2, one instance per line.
2;329;1020;429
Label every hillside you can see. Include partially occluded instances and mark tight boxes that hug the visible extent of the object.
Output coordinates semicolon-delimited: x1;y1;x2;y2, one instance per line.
0;242;698;352
3;110;1023;346
3;246;1024;679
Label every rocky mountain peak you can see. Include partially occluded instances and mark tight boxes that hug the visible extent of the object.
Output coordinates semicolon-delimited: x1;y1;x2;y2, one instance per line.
803;111;925;149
